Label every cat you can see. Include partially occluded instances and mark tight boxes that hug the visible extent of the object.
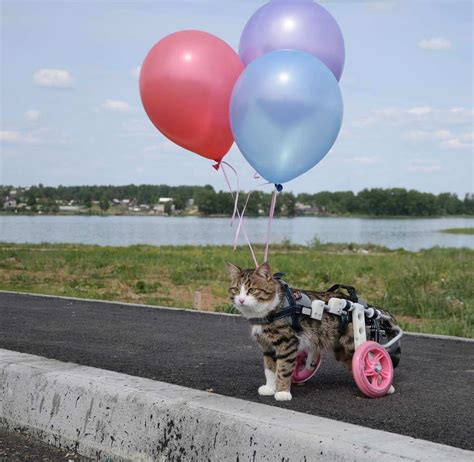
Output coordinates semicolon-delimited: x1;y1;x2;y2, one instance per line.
226;261;398;401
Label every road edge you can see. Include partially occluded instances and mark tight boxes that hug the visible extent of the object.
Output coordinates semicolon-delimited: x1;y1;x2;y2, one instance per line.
1;289;472;342
1;349;472;462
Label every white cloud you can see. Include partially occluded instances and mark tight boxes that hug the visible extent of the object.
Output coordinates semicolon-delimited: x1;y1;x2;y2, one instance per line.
445;107;474;124
143;145;158;153
461;132;474;142
418;38;452;51
131;66;141;78
0;130;21;143
407;106;433;116
434;129;452;140
0;128;70;146
342;155;381;165
365;1;397;12
408;159;442;173
405;128;473;151
143;139;184;154
352;156;381;165
32;68;74;88
406;129;452;141
372;107;401;118
354;106;473;128
101;99;132;113
25;110;42;122
440;138;472;150
121;118;156;137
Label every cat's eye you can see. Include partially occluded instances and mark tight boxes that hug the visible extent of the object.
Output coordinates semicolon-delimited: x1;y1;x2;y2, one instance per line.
229;287;239;295
248;288;257;294
253;287;272;295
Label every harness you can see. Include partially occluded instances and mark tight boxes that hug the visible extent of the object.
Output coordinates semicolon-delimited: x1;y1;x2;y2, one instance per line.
248;273;361;333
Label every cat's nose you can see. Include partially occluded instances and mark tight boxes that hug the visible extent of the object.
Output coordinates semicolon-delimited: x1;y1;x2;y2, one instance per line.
238;297;245;305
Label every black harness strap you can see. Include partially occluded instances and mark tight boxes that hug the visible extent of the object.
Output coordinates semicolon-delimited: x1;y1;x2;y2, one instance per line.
248;283;309;331
248;304;307;326
326;284;358;302
283;282;303;331
248;279;355;334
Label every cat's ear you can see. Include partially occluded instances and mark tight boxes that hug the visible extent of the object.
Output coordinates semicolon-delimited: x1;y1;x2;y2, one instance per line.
255;262;272;280
225;262;242;279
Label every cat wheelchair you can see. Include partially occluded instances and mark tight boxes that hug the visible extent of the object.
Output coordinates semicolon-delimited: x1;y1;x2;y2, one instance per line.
291;297;403;398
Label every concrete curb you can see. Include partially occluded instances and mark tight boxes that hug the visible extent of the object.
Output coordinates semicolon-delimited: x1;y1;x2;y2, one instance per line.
1;349;472;462
1;290;473;342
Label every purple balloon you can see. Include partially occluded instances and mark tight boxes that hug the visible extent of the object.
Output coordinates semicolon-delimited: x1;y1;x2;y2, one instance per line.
239;0;345;81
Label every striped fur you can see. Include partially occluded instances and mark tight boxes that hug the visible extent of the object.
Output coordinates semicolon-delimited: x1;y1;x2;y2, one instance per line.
226;261;397;401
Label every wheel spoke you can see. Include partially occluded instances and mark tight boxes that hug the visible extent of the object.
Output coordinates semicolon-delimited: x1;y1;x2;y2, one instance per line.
372;352;385;363
364;368;376;377
373;375;382;389
365;356;374;369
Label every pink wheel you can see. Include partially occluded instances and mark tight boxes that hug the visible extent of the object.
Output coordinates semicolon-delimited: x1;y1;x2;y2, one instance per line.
292;350;322;384
352;341;393;398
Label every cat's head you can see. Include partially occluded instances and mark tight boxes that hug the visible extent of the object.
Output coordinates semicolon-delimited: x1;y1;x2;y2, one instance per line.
226;262;281;318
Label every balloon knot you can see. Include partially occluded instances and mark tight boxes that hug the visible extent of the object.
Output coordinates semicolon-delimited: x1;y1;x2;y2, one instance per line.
212;162;221;171
275;183;283;192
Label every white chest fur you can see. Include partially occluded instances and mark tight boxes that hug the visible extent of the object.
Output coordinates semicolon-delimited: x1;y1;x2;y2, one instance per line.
251;325;263;338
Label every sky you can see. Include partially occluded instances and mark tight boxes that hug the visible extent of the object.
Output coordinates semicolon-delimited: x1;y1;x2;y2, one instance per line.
0;0;473;196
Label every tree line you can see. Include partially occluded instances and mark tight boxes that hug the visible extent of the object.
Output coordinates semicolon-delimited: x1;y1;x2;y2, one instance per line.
1;184;472;217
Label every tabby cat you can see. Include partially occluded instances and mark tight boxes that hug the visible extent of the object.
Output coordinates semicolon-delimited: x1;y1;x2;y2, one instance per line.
227;261;396;401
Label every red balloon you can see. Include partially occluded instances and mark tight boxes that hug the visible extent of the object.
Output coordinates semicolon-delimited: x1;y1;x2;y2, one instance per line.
140;31;244;163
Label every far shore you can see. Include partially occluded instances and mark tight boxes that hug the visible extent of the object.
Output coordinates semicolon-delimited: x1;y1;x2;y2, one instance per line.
440;227;474;235
1;211;474;220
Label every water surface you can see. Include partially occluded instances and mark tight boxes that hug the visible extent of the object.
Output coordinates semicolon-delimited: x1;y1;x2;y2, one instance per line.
1;215;473;251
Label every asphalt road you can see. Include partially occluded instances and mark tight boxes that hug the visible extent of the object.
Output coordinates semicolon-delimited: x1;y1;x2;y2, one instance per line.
0;292;473;451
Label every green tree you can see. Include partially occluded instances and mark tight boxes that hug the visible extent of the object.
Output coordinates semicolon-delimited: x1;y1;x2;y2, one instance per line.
99;197;110;212
26;194;37;207
164;202;173;214
194;187;217;215
437;193;462;215
463;194;474;215
279;192;296;217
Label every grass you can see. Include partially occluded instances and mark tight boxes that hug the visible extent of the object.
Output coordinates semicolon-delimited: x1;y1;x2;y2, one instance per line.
440;227;474;235
0;242;472;338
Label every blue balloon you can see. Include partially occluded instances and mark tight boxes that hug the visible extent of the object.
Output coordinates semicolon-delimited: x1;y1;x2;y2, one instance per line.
230;50;343;184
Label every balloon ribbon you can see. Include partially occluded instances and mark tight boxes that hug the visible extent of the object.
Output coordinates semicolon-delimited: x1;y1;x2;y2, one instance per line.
264;187;279;263
219;162;258;268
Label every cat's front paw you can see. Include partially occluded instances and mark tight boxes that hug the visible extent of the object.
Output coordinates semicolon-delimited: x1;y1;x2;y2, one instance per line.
274;391;292;401
258;385;276;396
386;385;395;395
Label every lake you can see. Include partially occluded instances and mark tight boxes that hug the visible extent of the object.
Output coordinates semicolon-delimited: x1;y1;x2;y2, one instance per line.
1;215;473;251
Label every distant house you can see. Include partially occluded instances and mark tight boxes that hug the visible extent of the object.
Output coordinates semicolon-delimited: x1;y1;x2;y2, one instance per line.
295;202;312;212
3;196;17;209
295;202;322;215
307;205;323;215
59;205;82;212
153;204;165;214
112;199;121;205
155;197;175;214
9;190;17;196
